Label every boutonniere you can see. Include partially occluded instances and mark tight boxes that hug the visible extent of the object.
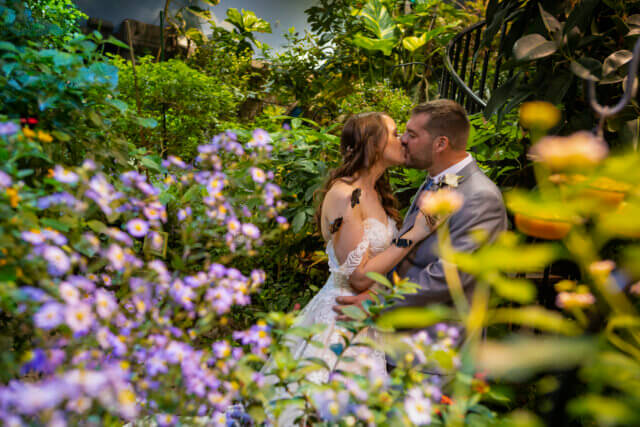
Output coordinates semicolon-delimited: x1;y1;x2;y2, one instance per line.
434;174;463;190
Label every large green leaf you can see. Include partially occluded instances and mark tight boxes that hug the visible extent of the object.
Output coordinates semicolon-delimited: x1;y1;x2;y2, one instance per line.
376;305;454;330
352;0;398;55
488;306;582;335
513;34;557;61
225;8;271;34
451;231;558;275
602;50;632;78
357;0;397;40
489;275;537;303
570;57;602;81
352;33;396;55
538;4;562;40
402;32;427;52
568;395;638;426
628;14;640;36
476;336;596;380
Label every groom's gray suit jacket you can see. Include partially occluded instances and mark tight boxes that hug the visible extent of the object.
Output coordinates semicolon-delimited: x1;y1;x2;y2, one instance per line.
393;159;507;307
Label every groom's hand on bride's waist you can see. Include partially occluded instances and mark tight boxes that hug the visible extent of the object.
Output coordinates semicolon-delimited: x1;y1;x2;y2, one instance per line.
333;290;374;321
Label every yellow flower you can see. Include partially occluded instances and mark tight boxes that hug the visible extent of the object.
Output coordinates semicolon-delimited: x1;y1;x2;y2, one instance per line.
529;131;608;170
5;188;20;208
419;188;464;217
22;127;36;139
519;101;561;130
588;260;615;281
554;280;576;292
556;291;595;309
37;131;53;143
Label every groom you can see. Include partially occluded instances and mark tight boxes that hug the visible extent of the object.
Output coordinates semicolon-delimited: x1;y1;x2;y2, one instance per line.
335;99;507;314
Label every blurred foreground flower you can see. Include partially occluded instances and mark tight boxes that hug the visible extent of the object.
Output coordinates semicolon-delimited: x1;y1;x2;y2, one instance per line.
556;291;595;309
529;131;608;170
419;188;463;217
519;101;561;131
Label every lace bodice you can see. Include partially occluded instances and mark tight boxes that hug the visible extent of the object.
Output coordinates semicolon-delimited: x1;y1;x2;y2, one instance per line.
326;216;397;289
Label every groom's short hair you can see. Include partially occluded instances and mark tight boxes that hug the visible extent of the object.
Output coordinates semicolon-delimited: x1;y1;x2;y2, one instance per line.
411;100;470;150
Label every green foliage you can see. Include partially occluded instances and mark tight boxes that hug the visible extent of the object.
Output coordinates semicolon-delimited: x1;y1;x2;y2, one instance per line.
483;0;640;144
0;0;145;169
113;56;239;160
25;0;87;45
468;111;526;185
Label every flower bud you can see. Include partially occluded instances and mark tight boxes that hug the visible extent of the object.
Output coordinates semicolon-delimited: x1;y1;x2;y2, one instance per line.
529;131;608;170
419;188;464;217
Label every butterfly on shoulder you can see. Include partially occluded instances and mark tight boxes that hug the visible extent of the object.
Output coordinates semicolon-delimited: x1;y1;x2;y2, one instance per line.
350;188;362;208
329;216;343;234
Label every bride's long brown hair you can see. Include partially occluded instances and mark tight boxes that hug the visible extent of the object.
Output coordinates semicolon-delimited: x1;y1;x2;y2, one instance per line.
315;112;401;230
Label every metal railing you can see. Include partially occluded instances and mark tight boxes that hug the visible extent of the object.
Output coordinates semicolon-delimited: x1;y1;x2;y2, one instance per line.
439;20;512;114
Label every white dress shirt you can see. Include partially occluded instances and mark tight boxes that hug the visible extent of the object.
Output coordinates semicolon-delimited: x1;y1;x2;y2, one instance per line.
430;153;473;184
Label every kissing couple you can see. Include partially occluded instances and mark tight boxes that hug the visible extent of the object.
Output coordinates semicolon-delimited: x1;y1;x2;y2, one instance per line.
268;99;507;425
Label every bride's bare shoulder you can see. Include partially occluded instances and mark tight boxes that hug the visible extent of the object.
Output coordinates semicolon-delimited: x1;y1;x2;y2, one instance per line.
323;180;360;209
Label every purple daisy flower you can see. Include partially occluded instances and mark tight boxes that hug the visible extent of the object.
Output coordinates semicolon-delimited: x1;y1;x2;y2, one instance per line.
65;303;94;333
42;246;71;276
241;223;260;239
177;206;192;221
126;219;149;238
52;165;78;184
34;302;63;330
0;121;19;136
0;170;12;188
249;167;266;184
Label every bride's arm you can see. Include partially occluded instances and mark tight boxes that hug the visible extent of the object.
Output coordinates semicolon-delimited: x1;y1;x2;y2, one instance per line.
324;185;432;292
348;217;430;292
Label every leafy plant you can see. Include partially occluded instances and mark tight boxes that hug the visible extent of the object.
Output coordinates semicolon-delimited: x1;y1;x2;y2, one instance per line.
113;56;239;160
482;0;640;146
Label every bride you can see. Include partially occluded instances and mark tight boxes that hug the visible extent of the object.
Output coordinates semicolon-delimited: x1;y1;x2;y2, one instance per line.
264;112;432;424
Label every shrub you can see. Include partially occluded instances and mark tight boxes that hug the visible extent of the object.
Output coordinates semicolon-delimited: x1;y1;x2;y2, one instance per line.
113;56;241;161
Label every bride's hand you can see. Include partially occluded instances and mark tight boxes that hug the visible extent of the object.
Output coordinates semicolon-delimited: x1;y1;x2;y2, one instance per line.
412;211;435;239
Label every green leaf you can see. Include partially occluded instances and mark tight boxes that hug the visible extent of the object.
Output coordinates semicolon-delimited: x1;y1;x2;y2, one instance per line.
341;305;367;321
513;34;557;61
105;98;129;114
135;117;158;129
490;275;537;303
181;185;200;204
104;35;128;50
0;266;17;282
488;307;582;335
304;357;330;370
476;337;595;380
351;33;397;55
602;50;632;77
570;57;602;81
568;395;637;425
402;32;427;52
366;271;392;288
41;218;70;232
51;130;71;142
86;220;107;233
291;211;306;233
0;41;19;53
538;4;562;39
376;305;454;330
140;156;162;173
357;0;397;40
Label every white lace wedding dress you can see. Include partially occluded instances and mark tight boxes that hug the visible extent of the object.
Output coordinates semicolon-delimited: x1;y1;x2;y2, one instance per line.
266;216;397;425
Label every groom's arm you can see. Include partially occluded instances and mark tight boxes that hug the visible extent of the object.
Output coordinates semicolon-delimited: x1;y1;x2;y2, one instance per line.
401;190;507;306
